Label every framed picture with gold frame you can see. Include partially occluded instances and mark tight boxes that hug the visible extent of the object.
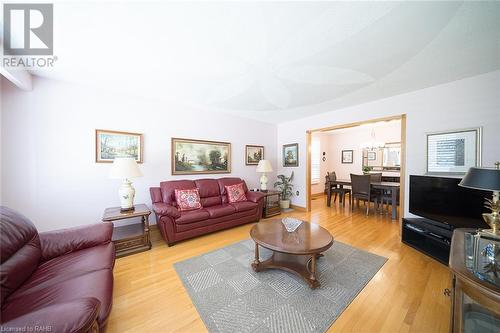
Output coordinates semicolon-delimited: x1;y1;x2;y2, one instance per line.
95;129;143;163
172;138;231;175
245;145;264;165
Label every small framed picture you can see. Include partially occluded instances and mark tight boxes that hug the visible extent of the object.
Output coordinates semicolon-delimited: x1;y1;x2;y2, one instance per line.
96;129;143;163
367;151;376;161
245;145;264;165
342;150;353;164
283;143;299;167
426;128;481;174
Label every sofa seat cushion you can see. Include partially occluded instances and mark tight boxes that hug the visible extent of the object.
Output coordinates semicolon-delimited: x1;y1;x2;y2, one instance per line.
8;243;115;299
230;201;258;213
2;269;113;326
204;205;236;219
1;298;101;333
175;209;210;224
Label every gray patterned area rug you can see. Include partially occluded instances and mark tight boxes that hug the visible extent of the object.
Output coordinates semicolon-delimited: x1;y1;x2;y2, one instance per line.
174;239;387;333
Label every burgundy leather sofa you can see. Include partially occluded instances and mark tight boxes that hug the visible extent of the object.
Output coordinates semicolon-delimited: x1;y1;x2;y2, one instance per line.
150;177;265;245
0;207;115;333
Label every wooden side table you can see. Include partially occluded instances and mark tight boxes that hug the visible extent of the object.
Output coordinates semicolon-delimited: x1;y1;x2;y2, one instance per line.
259;190;281;218
102;203;152;258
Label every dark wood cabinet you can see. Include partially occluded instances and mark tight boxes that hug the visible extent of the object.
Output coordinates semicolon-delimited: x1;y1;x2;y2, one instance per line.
449;229;500;332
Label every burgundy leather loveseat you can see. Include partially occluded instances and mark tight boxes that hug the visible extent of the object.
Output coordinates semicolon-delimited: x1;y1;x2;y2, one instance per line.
150;177;265;245
0;207;115;332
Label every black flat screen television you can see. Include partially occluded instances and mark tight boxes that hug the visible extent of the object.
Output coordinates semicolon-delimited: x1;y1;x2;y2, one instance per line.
409;175;490;229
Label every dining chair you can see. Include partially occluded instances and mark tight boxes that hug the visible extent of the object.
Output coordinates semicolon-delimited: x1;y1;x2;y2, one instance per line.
379;190;396;216
324;172;337;195
326;172;351;207
350;174;374;215
369;173;383;212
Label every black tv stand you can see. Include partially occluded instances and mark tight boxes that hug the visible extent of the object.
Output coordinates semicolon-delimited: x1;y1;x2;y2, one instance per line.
402;218;454;265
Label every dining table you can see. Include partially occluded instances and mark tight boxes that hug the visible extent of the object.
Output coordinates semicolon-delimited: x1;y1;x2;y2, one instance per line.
326;179;400;220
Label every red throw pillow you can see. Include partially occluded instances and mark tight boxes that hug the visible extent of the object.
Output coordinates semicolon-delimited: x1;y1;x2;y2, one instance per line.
174;188;202;211
225;183;247;203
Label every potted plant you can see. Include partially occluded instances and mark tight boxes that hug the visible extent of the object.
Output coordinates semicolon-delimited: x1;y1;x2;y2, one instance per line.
362;166;373;174
274;172;294;209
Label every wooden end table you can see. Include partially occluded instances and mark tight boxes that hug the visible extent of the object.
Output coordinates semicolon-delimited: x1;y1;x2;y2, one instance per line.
252;190;281;218
102;204;152;258
250;219;334;289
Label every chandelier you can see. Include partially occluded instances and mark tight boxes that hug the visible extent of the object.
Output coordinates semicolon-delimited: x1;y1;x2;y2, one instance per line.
360;127;385;150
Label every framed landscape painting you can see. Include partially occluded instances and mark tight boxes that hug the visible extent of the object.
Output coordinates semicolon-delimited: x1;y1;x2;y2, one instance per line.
172;138;231;175
426;127;481;174
95;129;143;163
283;143;299;167
245;145;264;165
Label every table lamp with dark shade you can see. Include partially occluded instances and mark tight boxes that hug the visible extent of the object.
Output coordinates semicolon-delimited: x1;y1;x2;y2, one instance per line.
459;162;500;238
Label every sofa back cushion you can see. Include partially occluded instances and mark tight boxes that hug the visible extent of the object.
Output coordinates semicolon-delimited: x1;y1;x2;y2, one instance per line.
160;180;197;206
0;207;41;304
218;178;248;204
194;179;222;207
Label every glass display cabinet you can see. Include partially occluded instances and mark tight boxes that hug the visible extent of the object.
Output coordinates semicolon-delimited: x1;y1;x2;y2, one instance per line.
449;229;500;333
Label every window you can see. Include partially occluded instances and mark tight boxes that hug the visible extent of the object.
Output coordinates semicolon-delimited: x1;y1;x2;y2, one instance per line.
311;138;320;184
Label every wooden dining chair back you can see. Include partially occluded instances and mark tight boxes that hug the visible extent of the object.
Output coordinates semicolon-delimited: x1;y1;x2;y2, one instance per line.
326;171;351;207
324;172;337;194
350;174;372;215
327;172;337;182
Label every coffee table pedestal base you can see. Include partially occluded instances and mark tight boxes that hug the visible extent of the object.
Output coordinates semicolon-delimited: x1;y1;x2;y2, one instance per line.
252;251;323;289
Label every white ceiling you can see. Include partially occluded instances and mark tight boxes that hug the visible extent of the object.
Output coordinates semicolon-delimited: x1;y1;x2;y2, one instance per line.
8;1;500;123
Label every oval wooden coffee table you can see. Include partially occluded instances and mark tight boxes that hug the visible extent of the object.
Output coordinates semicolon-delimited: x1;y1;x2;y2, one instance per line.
250;219;334;289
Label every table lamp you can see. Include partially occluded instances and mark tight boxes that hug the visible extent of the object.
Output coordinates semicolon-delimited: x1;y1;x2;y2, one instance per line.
109;157;143;212
256;160;273;191
459;162;500;238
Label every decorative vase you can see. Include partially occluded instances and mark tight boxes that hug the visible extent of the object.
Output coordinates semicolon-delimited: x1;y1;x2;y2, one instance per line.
280;199;290;209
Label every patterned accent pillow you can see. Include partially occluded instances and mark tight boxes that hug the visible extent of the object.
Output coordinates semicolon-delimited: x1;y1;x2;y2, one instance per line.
225;183;247;203
174;188;202;211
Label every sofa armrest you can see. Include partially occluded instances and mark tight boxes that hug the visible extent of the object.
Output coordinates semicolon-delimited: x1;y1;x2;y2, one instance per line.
0;298;100;333
152;203;181;218
246;191;266;203
39;223;113;261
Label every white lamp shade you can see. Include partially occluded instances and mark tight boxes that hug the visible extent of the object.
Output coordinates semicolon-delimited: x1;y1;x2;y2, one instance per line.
256;160;273;173
109;157;143;179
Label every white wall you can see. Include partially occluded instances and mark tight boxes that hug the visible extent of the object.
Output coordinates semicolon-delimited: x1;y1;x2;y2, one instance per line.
1;77;277;231
278;71;500;213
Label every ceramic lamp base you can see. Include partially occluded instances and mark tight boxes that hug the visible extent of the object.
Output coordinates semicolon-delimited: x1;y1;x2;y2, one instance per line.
119;179;136;211
260;173;268;191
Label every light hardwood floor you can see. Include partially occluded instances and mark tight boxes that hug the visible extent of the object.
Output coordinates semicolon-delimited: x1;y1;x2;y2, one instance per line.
107;196;451;333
